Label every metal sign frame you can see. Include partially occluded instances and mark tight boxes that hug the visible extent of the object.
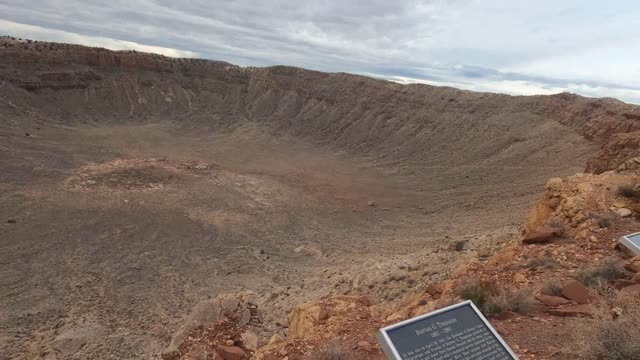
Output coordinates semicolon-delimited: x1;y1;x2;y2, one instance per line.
377;300;519;360
619;231;640;255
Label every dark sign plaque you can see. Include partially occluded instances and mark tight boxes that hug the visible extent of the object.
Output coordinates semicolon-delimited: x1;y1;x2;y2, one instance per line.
377;300;518;360
619;232;640;255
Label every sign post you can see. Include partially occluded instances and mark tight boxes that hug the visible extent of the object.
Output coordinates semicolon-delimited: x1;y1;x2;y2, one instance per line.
377;300;518;360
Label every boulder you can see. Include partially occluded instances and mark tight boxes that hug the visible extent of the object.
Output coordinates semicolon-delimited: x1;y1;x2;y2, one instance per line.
240;331;258;352
288;302;328;339
522;227;562;244
561;281;594;304
547;304;593;317
612;280;636;290
425;283;444;296
267;334;284;347
239;309;251;326
612;201;626;208
287;296;371;341
613;208;632;218
513;273;527;283
523;197;554;234
488;246;517;266
632;273;640;283
217;345;247;360
577;183;593;193
620;284;640;296
163;292;256;358
625;257;640;273
536;295;571;307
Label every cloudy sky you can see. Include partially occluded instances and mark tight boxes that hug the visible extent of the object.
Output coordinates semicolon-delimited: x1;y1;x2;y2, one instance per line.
1;1;639;103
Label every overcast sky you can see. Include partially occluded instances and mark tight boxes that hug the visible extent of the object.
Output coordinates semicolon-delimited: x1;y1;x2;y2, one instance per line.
1;1;639;103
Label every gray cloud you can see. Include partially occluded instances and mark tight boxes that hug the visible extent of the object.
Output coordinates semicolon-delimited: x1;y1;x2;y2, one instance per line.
1;0;639;103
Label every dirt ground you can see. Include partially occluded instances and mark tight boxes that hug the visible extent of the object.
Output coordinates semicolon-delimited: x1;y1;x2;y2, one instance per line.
3;38;631;359
0;120;589;359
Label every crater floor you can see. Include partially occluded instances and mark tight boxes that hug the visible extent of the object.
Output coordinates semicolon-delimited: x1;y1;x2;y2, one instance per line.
0;120;589;359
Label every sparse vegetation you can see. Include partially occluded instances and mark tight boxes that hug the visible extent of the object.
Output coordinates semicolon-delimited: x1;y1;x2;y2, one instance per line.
617;183;640;199
457;280;499;315
591;213;613;228
493;288;534;314
455;280;533;316
451;240;466;252
575;291;640;359
522;257;560;270
315;345;348;360
539;280;564;296
576;258;627;288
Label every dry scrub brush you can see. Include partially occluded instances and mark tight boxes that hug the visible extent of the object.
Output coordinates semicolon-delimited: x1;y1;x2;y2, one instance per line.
574;289;640;359
539;280;563;296
576;258;628;288
315;345;348;360
455;280;533;317
617;182;640;199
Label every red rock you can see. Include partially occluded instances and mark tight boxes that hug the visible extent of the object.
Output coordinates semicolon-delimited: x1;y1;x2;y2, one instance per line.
216;346;247;360
426;283;443;296
522;227;562;244
536;294;571;307
632;273;640;284
620;284;640;295
547;304;593;317
624;257;640;273
612;280;636;290
561;281;594;304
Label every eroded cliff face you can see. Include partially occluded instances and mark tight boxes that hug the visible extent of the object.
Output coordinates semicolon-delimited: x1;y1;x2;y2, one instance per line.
586;131;640;173
2;36;640;171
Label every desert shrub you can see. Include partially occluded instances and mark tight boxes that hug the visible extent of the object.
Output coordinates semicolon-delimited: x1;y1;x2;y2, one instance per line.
522;257;560;269
315;345;348;360
456;280;498;314
455;280;532;316
450;240;466;252
575;292;640;359
492;288;534;314
617;183;640;198
540;280;564;296
591;213;613;228
576;258;627;288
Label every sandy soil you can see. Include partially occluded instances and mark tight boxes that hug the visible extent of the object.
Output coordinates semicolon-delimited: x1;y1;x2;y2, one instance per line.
0;120;589;359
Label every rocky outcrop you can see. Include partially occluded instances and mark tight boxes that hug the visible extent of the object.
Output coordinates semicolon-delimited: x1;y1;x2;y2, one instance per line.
561;281;595;305
586;132;640;173
522;227;563;244
254;296;385;360
522;171;640;243
162;291;259;360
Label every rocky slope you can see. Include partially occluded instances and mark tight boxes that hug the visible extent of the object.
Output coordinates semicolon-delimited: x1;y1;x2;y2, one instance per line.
2;37;640;360
172;156;640;360
2;36;640;171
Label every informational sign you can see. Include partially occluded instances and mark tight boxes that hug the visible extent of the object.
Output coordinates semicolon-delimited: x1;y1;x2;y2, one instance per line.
377;300;518;360
619;232;640;255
